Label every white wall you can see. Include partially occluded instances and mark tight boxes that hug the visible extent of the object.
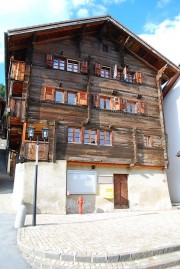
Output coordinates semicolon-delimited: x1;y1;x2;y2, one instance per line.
13;160;67;214
67;164;171;212
164;77;180;202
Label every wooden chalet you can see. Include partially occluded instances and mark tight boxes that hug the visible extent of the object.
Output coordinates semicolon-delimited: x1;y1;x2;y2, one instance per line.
5;15;179;214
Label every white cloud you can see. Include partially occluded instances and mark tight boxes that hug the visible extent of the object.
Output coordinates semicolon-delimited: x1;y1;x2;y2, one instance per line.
77;8;89;18
157;0;171;8
102;0;126;4
139;15;180;65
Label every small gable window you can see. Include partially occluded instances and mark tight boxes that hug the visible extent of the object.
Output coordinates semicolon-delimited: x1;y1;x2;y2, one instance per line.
53;57;65;70
144;136;153;147
67;60;79;73
101;66;111;78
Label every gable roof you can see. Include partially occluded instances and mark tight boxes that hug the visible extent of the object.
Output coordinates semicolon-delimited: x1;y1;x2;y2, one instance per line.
5;15;179;81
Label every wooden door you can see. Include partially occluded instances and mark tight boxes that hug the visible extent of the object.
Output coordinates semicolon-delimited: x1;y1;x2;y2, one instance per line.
114;174;128;209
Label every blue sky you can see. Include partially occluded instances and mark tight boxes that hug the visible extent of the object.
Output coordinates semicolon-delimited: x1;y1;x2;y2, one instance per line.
0;0;180;84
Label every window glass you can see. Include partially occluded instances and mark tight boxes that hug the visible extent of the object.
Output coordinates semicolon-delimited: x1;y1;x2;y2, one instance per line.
68;128;80;143
101;67;110;78
68;93;76;105
53;58;65;70
67;60;79;73
68;128;73;142
100;131;111;145
55;91;63;103
84;129;96;144
100;97;110;109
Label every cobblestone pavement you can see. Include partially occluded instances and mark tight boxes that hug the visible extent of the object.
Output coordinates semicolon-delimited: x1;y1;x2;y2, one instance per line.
17;210;180;268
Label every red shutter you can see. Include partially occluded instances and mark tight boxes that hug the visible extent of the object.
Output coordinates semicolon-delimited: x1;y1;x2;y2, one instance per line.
93;95;100;107
80;60;88;73
17;62;25;81
10;62;18;79
77;91;88;106
95;63;101;76
46;54;53;68
120;98;127;111
110;97;120;110
44;86;54;101
138;102;145;114
135;71;142;84
10;61;25;81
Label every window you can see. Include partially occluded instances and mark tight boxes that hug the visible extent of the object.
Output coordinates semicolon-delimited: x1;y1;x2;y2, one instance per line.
55;90;64;103
53;57;65;70
125;72;135;83
67;60;79;73
102;44;109;52
101;66;111;78
100;131;111;146
100;97;110;109
84;129;97;144
67;128;112;146
68;92;77;105
68;128;81;143
126;101;136;113
117;70;124;81
144;136;153;147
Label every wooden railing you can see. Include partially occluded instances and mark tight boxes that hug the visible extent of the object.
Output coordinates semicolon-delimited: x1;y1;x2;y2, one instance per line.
9;97;26;120
20;141;49;161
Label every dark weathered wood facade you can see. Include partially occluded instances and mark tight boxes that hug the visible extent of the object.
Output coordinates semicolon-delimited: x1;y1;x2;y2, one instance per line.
5;15;179;167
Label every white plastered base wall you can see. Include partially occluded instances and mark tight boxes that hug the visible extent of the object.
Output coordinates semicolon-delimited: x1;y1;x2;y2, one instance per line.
67;164;172;213
12;161;172;214
13;160;67;214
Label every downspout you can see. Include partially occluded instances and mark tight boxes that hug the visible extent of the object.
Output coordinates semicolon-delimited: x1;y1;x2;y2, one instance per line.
156;64;168;168
84;55;92;124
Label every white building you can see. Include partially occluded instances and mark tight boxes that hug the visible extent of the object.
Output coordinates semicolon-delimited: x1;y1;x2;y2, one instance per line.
163;72;180;203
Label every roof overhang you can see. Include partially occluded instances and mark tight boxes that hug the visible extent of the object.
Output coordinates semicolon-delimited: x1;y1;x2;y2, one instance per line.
5;15;180;82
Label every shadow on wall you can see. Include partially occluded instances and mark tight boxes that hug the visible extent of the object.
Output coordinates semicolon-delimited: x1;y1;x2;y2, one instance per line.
24;202;41;214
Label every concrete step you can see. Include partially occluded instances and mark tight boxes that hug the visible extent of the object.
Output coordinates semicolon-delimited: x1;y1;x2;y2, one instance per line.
22;250;180;269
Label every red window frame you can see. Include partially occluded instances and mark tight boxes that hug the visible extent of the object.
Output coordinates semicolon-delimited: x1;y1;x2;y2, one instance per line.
68;128;81;143
53;57;65;70
67;60;79;73
101;66;111;78
144;136;153;147
99;131;111;146
126;100;136;113
84;129;97;144
100;96;110;109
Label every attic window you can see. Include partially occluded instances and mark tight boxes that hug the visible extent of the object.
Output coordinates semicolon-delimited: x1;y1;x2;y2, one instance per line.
101;66;111;78
67;59;80;73
144;136;153;147
102;44;109;52
53;57;65;70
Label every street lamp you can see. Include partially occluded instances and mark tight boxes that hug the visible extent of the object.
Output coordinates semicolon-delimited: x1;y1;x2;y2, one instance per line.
27;125;49;226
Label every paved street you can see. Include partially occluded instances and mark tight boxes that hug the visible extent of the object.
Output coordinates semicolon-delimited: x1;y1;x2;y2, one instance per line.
1;173;180;268
0;214;33;269
20;210;180;268
0;174;33;269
